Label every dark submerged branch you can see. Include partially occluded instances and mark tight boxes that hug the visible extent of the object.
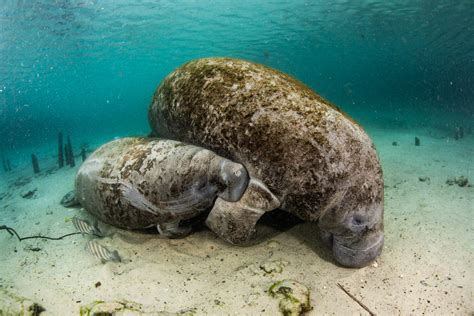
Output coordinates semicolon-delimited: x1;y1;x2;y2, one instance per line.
0;225;82;241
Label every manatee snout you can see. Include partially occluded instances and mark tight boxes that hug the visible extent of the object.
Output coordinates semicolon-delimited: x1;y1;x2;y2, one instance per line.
332;230;384;268
319;204;384;268
213;158;249;202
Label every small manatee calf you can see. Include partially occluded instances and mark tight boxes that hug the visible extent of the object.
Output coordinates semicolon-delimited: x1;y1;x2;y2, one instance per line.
74;137;253;237
149;57;384;267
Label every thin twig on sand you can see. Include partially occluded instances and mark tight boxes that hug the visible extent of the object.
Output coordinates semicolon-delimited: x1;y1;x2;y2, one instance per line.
0;224;82;241
337;282;376;316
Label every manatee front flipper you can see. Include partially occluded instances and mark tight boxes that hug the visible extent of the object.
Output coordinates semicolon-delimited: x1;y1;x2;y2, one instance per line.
60;190;81;208
205;179;280;244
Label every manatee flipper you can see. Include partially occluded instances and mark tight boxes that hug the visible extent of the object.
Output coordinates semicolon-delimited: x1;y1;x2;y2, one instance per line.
205;179;280;244
60;190;81;208
157;220;192;238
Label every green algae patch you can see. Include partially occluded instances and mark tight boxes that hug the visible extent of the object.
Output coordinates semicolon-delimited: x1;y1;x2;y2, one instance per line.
269;280;312;316
0;289;45;316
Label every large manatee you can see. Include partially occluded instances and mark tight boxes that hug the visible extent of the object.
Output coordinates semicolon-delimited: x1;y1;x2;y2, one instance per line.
75;137;253;237
148;57;384;267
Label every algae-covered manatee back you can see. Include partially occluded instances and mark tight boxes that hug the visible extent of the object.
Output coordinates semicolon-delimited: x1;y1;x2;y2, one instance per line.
149;57;383;223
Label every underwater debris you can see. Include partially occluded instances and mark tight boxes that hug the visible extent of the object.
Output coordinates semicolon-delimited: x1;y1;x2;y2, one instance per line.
21;188;37;199
11;177;32;188
455;176;469;187
65;136;75;167
418;176;430;182
269;280;311;316
446;176;469;187
85;240;121;263
31;154;40;174
415;137;420;146
392;141;398;146
81;147;87;162
25;246;42;252
0;288;46;316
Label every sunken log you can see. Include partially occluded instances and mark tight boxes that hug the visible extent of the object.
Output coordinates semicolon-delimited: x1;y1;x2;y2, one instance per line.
80;147;87;162
64;144;70;166
58;132;64;168
31;154;40;174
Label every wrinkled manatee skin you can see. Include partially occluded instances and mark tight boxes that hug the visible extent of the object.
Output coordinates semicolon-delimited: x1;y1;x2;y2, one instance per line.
148;57;384;267
75;137;248;230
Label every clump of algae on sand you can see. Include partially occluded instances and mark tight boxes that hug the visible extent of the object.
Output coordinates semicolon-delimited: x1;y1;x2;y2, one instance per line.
269;279;312;316
0;288;45;316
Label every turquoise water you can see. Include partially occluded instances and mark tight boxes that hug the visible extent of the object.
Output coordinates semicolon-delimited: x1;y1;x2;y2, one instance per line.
0;2;473;314
1;0;472;150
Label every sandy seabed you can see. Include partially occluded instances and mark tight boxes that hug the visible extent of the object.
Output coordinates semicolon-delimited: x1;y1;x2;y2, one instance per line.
0;125;472;315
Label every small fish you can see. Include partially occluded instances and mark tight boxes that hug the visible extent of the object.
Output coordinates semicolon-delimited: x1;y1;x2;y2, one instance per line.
72;216;103;237
85;240;121;263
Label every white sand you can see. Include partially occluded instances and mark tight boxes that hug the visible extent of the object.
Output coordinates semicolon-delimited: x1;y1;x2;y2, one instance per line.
0;126;472;315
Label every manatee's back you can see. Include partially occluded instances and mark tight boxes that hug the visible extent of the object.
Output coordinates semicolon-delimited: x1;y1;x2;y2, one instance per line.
149;57;383;221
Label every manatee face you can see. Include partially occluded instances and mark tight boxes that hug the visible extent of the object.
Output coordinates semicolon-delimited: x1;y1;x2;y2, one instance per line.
318;201;384;268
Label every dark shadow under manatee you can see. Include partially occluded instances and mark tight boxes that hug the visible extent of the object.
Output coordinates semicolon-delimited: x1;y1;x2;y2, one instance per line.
248;209;336;265
92;208;338;266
